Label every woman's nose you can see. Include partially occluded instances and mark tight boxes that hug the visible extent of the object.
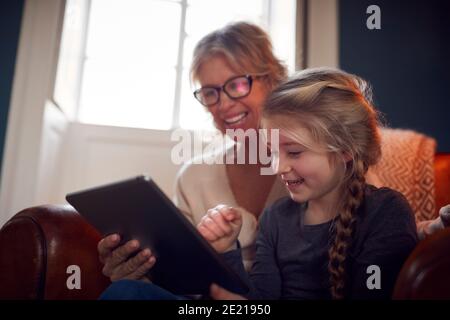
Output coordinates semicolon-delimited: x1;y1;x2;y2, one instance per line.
217;90;235;111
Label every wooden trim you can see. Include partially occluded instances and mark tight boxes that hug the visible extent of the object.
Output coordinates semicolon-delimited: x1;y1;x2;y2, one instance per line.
306;0;338;68
295;0;307;70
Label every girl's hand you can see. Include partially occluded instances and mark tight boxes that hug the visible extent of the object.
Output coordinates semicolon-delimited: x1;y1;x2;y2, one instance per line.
210;283;247;300
197;205;243;253
97;234;156;282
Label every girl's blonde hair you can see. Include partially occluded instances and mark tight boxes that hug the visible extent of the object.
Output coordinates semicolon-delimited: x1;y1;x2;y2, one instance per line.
262;67;382;299
190;21;287;89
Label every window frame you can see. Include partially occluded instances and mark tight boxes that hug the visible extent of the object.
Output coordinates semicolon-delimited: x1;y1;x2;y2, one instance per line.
55;0;301;131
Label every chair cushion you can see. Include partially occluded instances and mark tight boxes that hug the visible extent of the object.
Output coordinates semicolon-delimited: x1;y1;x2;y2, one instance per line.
434;153;450;212
372;128;437;221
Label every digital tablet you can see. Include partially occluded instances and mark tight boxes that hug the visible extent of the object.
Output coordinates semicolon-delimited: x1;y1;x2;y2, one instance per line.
66;175;248;295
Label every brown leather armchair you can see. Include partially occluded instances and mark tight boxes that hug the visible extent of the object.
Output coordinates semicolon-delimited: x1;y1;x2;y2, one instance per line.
0;153;449;300
0;205;110;299
393;227;450;299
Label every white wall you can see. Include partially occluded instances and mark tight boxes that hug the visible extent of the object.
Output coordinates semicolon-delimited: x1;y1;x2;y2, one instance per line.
34;101;70;206
58;123;182;203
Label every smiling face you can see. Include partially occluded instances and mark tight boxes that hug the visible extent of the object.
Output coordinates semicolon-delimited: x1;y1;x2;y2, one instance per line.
195;55;270;134
268;126;348;204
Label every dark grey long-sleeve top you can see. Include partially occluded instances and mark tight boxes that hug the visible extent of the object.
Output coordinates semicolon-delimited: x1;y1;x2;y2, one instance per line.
222;184;418;300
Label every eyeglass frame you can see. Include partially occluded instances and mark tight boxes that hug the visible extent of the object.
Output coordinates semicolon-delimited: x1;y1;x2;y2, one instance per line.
193;74;268;107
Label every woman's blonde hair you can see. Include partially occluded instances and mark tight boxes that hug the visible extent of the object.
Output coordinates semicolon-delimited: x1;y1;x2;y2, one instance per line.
262;67;382;299
190;21;287;89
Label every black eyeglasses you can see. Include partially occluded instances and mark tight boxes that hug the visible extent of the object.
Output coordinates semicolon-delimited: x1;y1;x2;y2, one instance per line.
193;75;259;107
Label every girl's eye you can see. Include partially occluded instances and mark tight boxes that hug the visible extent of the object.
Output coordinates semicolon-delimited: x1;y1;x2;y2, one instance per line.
287;151;303;157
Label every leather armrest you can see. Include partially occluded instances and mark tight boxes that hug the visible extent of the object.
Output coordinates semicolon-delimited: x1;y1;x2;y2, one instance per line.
0;205;110;299
393;227;450;299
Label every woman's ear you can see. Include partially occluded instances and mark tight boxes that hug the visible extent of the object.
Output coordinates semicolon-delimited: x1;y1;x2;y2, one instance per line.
262;75;274;91
342;151;352;163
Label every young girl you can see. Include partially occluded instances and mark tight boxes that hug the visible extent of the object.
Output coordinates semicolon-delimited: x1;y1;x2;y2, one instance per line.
199;68;419;300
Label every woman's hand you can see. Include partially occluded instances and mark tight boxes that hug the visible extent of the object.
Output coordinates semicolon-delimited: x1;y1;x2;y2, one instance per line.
97;234;156;282
210;283;247;300
197;205;243;253
417;205;450;240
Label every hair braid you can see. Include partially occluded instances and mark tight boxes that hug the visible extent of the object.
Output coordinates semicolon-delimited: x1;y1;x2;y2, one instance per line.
328;158;367;299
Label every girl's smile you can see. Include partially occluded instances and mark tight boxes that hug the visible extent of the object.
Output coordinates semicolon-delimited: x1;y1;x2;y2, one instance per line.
283;177;306;191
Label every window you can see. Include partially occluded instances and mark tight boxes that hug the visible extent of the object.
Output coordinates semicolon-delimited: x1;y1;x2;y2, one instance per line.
65;0;295;131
